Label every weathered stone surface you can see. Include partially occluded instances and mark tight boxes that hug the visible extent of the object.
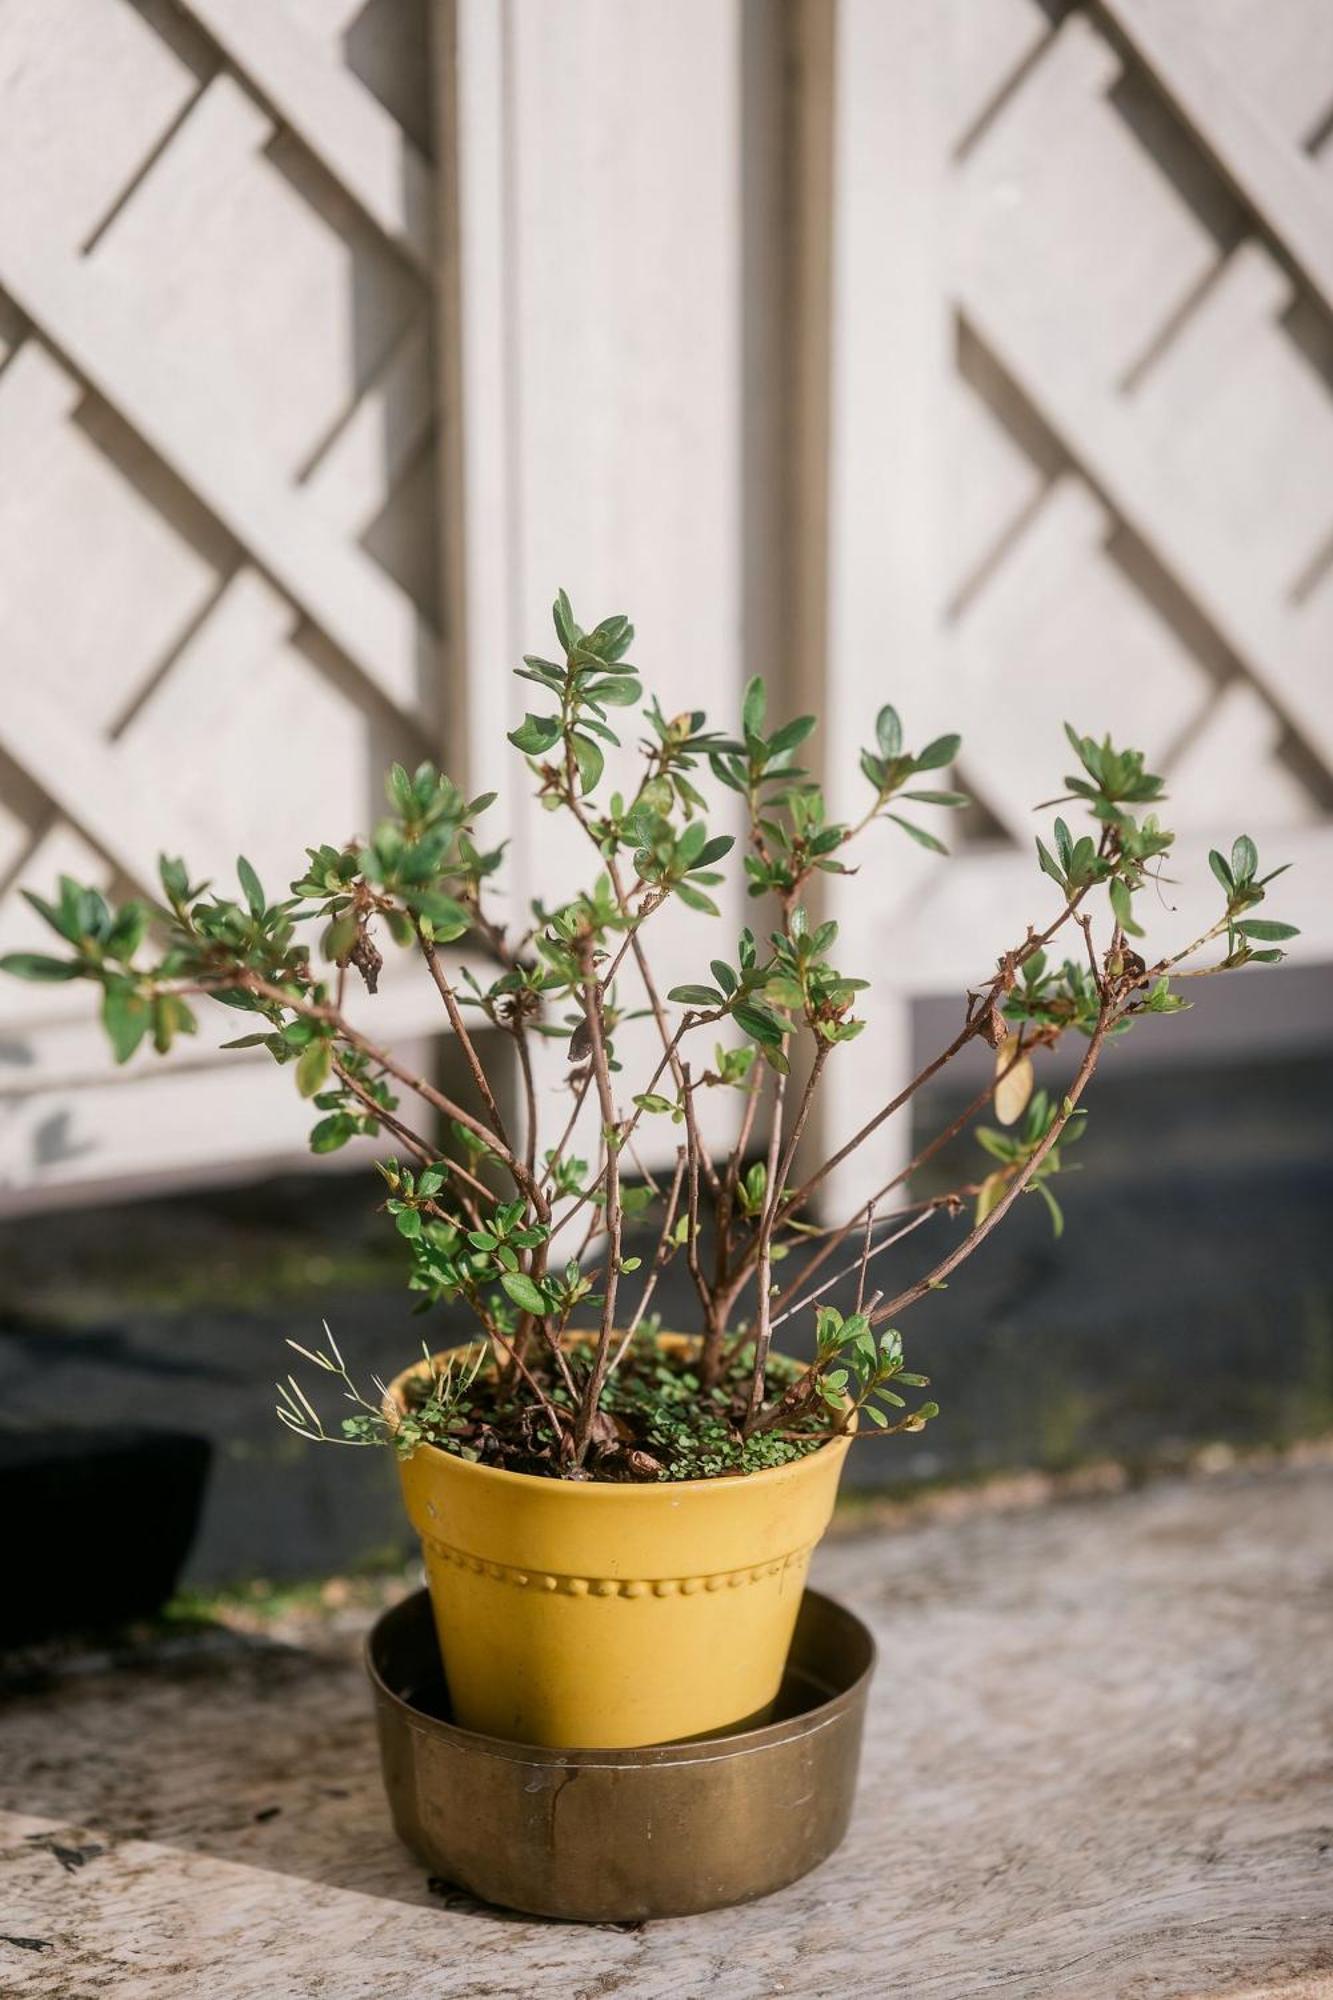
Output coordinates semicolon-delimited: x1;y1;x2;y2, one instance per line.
2;1460;1331;1997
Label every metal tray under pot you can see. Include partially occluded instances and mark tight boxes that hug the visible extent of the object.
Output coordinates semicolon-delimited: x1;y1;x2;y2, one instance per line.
367;1585;876;1922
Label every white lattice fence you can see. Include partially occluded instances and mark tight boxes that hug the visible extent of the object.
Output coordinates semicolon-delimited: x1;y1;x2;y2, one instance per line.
823;0;1333;1205
0;0;448;1201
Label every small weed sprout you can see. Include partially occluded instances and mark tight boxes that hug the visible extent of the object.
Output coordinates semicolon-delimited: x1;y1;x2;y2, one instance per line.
276;1324;486;1459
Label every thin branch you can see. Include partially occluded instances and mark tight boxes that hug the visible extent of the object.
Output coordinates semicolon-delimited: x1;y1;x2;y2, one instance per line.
854;1205;875;1315
774;885;1093;1227
679;1064;713;1326
416;928;513;1151
331;1056;486;1229
770;1203;941;1331
609;1146;688;1374
539;1066;595;1195
768;1033;1035;1319
571;947;624;1463
741;1054;794;1430
544;1015;703;1248
867;999;1117;1328
190;971;548;1221
512;1019;539;1182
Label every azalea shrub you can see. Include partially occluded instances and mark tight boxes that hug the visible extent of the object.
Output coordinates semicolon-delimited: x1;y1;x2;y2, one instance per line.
3;594;1298;1479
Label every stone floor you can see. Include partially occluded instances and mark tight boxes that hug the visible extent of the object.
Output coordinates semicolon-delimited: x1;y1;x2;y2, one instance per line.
2;1456;1331;1999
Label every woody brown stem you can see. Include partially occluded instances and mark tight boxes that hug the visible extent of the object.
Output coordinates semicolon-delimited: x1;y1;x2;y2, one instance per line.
868;1000;1116;1328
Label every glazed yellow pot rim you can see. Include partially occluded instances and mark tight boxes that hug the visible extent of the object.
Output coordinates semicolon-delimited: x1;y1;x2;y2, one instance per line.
386;1339;854;1498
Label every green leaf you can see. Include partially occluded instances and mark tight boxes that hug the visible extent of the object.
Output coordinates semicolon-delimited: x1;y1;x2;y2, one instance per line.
296;1039;333;1099
20;888;83;945
693;834;735;868
1109;875;1142;937
667;984;723;1007
310;1113;357;1153
733;999;786;1048
1208;849;1235;894
768;716;816;756
508;713;562;756
912;733;961;773
501;1271;548;1316
742;676;767;739
323;913;359;964
887;814;947;855
675;881;719;915
860;749;886;791
1237;918;1299;941
586;675;642;707
583;613;634;662
710;959;737;995
101;981;152;1064
1034;1180;1064;1238
901;790;969;808
571;732;604;796
236;856;266;919
388;763;415;816
975;1170;1007;1225
1230;834;1258;886
159;855;191;907
152;993;196;1056
0;952;82;981
552;588;578;654
105;900;150;963
405;890;471;942
1035;838;1065;888
875;705;902;759
675;820;707;868
395;1207;422;1239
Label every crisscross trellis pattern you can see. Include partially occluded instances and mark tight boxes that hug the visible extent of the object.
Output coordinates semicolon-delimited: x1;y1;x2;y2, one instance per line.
824;0;1333;1200
0;0;448;1198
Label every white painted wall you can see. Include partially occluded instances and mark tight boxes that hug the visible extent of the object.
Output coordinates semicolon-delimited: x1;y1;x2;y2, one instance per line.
1;0;1329;1213
822;0;1333;1208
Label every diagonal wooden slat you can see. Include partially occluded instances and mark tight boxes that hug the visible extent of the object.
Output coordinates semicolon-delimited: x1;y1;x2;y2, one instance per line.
176;0;435;276
1101;0;1333;325
0;672;179;900
0;228;439;732
958;288;1333;775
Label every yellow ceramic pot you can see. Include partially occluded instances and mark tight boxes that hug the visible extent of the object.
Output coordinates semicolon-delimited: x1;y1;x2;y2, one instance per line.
389;1339;852;1749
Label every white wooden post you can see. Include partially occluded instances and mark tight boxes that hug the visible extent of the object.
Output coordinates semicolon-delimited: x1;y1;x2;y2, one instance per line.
445;0;760;1168
819;0;951;1216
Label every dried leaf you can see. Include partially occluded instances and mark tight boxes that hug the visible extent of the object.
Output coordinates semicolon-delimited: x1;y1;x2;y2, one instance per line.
978;994;1007;1050
994;1034;1034;1127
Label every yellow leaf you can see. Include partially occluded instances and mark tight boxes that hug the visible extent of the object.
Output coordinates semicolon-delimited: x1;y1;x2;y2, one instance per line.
994;1034;1034;1126
975;1170;1007;1226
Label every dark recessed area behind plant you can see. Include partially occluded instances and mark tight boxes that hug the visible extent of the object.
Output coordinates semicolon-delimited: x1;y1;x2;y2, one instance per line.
1;1041;1328;1596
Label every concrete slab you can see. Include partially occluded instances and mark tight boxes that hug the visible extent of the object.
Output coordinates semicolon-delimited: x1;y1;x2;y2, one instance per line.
2;1459;1331;1998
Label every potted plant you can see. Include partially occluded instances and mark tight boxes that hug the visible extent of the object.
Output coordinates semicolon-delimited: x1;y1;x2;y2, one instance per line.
3;593;1297;1749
